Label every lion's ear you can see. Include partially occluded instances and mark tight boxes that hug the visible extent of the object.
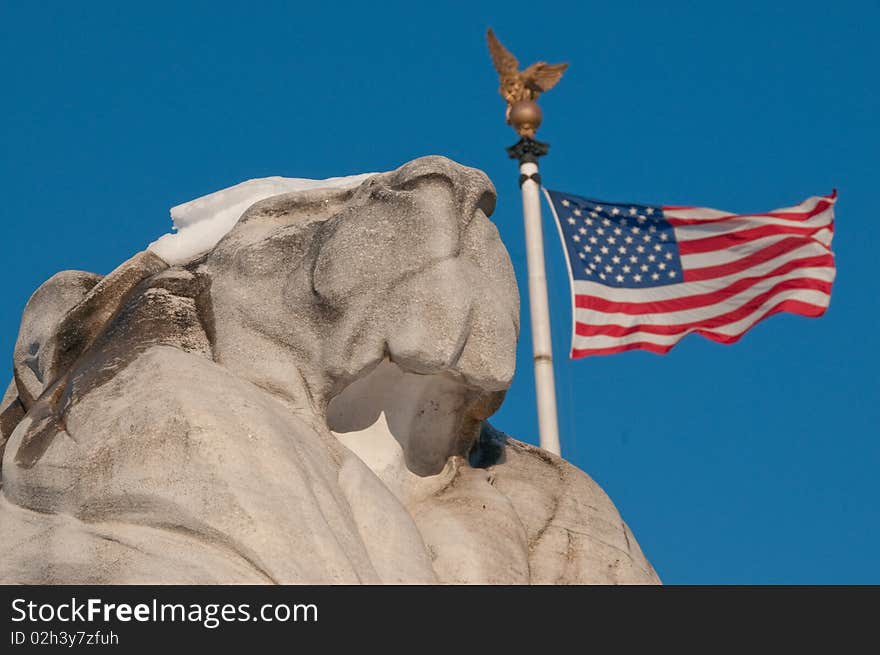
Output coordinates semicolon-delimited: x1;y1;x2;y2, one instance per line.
12;251;167;409
13;270;102;408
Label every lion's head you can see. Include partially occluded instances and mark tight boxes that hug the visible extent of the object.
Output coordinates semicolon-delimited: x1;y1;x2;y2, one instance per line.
205;155;518;401
4;156;520;479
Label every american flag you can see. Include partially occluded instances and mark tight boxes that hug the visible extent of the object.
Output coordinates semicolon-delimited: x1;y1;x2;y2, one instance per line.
543;189;836;358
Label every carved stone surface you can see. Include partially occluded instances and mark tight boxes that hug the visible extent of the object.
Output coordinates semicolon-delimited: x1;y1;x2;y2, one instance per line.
0;156;659;584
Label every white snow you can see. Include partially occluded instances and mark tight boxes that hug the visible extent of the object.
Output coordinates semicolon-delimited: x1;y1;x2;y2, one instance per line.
149;173;376;265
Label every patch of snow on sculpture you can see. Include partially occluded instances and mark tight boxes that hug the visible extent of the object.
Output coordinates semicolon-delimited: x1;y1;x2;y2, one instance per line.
149;173;377;265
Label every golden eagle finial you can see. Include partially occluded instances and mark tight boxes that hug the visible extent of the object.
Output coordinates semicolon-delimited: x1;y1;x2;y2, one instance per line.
487;28;568;138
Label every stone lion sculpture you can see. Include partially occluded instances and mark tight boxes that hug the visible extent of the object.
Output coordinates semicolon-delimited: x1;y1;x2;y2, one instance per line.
0;156;659;584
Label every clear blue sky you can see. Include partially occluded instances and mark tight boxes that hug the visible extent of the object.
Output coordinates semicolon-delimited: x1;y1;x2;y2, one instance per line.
1;1;877;583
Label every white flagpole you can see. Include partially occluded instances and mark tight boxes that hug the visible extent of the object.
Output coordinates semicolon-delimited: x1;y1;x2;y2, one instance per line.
519;157;561;455
508;131;561;456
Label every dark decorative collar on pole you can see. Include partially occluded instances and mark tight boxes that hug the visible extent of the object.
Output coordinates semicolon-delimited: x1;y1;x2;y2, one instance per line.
507;137;550;165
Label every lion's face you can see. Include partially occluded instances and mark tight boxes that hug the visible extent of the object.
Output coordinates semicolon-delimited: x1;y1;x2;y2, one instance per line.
205;156;520;410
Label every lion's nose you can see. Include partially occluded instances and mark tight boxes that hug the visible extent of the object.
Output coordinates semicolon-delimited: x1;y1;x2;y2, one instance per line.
459;167;497;223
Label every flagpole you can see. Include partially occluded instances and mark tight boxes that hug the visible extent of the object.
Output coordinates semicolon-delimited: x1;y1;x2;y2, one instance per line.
507;126;561;456
485;28;567;455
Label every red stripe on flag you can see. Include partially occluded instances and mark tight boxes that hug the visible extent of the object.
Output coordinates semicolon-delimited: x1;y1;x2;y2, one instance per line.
571;299;829;358
682;236;825;282
676;224;831;255
575;280;830;337
665;195;835;225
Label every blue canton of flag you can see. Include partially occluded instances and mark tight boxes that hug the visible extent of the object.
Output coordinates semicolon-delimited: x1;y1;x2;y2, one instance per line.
546;191;683;288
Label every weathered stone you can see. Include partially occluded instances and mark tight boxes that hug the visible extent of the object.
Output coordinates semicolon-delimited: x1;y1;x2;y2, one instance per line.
0;156;658;584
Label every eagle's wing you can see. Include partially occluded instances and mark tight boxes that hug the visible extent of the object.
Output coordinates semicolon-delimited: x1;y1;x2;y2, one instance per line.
522;62;568;92
487;28;520;78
